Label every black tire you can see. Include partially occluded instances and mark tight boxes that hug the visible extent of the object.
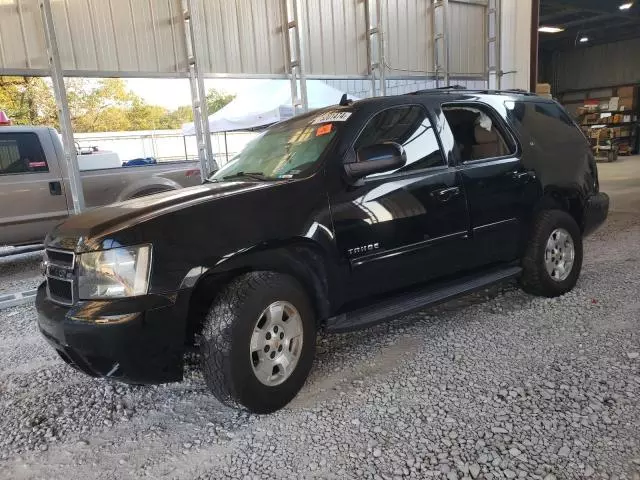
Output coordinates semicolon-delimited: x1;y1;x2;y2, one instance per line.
520;209;583;297
199;272;316;413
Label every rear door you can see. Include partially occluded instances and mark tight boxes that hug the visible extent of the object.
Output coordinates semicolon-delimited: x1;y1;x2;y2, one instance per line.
441;101;539;266
0;130;69;245
329;104;470;300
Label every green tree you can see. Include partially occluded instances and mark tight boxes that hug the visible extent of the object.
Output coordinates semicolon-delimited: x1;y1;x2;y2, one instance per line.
66;78;135;132
126;99;169;131
205;89;235;114
1;77;230;133
159;105;193;129
0;76;57;126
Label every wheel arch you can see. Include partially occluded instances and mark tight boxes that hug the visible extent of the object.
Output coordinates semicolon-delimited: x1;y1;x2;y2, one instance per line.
536;187;585;232
184;239;334;344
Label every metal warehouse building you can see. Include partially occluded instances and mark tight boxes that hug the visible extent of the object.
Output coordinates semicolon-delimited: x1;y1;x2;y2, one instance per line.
0;0;535;209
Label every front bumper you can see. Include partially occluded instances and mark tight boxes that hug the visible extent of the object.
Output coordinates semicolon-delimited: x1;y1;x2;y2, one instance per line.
583;192;610;236
35;283;189;384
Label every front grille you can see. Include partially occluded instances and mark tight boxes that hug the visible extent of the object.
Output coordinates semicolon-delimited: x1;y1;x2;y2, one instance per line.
47;278;73;304
45;248;76;305
46;249;74;268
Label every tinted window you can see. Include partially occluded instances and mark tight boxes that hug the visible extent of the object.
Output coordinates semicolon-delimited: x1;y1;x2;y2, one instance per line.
353;105;445;176
0;133;49;175
532;102;575;126
442;104;515;162
507;101;585;149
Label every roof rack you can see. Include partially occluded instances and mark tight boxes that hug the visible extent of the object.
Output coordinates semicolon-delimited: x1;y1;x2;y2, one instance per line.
410;85;467;94
409;87;539;97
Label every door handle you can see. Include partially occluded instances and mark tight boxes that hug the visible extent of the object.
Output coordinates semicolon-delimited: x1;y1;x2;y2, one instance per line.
49;181;62;196
432;186;461;202
512;171;536;182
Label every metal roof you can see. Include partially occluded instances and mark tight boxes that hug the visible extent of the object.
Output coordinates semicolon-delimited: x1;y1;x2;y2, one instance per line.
539;0;640;51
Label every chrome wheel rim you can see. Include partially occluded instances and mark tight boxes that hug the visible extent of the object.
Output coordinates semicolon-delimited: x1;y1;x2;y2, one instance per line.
250;301;303;386
544;228;575;282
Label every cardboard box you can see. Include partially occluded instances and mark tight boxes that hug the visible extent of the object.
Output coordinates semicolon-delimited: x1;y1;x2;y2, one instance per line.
619;96;636;110
536;83;551;94
617;86;635;98
609;97;619;111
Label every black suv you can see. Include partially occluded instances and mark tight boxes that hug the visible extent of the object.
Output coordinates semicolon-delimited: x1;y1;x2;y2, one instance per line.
36;89;609;413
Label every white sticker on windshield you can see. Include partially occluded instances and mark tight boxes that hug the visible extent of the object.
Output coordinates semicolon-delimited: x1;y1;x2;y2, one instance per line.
312;111;352;124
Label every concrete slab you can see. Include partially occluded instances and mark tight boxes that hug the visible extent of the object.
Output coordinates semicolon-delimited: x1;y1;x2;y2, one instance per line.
597;155;640;215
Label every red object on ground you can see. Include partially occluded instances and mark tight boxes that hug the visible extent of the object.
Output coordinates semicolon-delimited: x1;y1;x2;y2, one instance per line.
0;111;11;125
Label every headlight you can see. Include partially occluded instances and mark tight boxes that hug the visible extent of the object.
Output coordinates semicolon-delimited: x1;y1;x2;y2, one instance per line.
78;245;152;299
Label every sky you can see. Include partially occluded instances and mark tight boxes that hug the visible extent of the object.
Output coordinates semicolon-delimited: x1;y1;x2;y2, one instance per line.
125;78;265;110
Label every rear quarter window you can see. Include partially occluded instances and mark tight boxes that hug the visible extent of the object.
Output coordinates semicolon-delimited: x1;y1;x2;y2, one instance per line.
505;101;586;149
0;132;49;175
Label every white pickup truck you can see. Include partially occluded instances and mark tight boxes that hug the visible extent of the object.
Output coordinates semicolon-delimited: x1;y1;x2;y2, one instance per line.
0;126;202;246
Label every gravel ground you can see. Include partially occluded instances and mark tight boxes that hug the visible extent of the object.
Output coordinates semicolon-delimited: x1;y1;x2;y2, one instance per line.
0;214;639;480
0;249;43;296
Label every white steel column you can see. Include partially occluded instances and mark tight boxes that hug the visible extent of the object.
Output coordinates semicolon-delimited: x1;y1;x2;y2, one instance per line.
183;0;215;177
39;0;85;213
282;0;308;114
365;0;386;96
433;0;450;87
499;0;533;90
487;0;502;89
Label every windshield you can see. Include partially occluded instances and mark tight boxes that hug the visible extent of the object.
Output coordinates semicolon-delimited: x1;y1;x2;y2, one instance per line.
209;113;342;182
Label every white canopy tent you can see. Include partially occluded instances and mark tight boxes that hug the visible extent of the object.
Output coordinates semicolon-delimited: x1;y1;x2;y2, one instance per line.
182;80;357;135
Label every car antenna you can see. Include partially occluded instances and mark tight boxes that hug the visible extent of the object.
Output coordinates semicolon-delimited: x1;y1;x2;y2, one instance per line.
339;93;353;106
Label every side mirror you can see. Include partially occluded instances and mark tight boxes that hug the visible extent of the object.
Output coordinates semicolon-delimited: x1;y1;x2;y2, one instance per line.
344;142;407;180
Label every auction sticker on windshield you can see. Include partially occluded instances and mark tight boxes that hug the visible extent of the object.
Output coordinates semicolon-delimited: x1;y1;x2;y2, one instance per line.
312;111;352;124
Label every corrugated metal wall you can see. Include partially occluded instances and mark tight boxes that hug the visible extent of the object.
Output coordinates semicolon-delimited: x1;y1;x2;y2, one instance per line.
298;0;369;76
0;0;490;79
0;0;48;71
382;0;433;76
197;0;287;75
448;1;486;76
0;0;187;76
552;38;640;93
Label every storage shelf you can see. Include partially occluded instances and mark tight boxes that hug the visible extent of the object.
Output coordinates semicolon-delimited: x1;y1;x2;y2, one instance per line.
578;110;638;116
581;122;639;127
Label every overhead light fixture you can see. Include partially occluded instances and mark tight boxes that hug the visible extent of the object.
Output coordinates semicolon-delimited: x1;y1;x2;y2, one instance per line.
538;26;565;33
620;2;633;10
579;36;589;43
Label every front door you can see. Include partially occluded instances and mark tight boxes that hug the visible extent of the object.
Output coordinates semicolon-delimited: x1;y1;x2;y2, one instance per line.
0;131;69;246
329;104;470;301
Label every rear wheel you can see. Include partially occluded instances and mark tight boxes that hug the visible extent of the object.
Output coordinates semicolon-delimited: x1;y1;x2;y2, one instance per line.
521;210;583;297
199;272;316;413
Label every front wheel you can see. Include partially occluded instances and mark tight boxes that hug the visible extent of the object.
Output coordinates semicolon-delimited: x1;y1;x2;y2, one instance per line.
521;210;583;297
199;272;316;413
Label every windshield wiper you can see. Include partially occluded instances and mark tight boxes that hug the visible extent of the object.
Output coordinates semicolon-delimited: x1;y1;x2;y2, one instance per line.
222;171;272;181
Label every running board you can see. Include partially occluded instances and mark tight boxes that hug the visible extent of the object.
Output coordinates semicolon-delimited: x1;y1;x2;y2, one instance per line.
326;266;522;333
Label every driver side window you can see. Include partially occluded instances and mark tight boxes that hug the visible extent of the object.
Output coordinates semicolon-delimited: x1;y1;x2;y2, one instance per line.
353;105;445;177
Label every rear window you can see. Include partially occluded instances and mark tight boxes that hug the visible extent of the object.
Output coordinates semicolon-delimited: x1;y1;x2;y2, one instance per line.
0;132;49;175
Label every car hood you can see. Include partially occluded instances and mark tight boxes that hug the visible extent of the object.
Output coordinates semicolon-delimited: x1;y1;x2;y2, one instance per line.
47;181;276;251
